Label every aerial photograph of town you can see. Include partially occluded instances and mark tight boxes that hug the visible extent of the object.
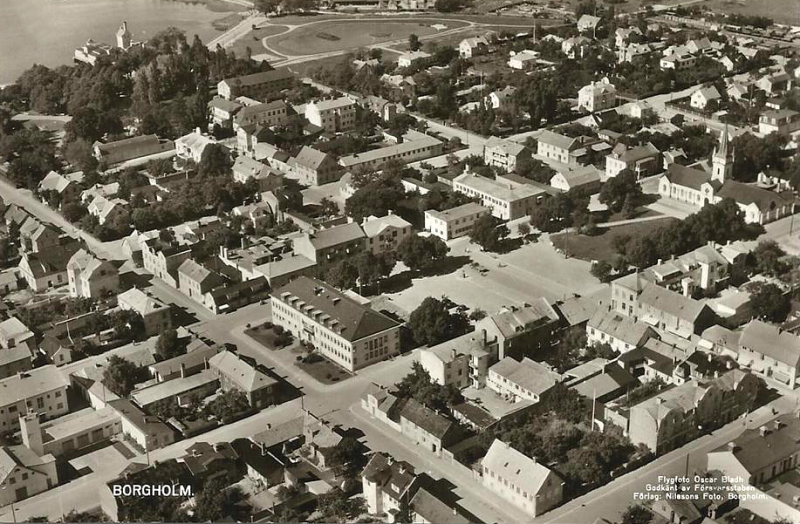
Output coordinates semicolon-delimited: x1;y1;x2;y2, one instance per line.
1;0;800;522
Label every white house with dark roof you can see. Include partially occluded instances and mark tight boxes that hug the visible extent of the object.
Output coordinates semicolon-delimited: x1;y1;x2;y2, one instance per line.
419;330;496;389
549;164;602;192
290;146;342;186
605;142;660;179
0;366;69;432
67;249;120;299
690;85;722;109
482;439;563;516
0;445;58;504
270;276;401;371
587;308;656;353
483;136;530;172
484;86;516;110
477;300;561;360
459;36;489;58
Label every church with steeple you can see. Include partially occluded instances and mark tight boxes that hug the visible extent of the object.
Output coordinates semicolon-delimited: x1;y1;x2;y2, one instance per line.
658;127;794;225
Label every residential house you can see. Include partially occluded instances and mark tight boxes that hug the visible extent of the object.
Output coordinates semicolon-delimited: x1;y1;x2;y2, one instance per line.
19;221;60;253
577;14;601;34
561;36;591;59
690;86;722;110
587;308;656;353
459;36;489;58
208;97;242;126
660;53;697;70
117;288;172;337
93;135;174;166
549;165;602;192
292;222;366;267
141;237;194;288
419;330;496;390
177;442;239;484
19;244;81;291
615;27;642;48
175;130;216;163
38;171;80;203
67;249;120;299
362;452;421;522
636;283;716;338
483;137;530;172
208;350;278;409
508;50;540;70
536;130;582;165
398;51;431;68
149;343;219;382
271;276;401;372
756;71;792;95
87;196;128;225
107;398;175;451
362;212;412;255
737;320;800;388
578;79;617;113
290;146;342;186
217;68;295;100
177;259;225;305
482;439;563;516
0;317;35;352
399;399;461;456
232;155;283;192
233;100;291;131
487;357;562;403
477;300;561;360
0;445;58;505
305;97;358;133
605;142;660;179
484;86;516;110
424;203;491;241
0;365;70;432
0;346;33;380
38;335;73;367
759;109;800;136
410;487;472;524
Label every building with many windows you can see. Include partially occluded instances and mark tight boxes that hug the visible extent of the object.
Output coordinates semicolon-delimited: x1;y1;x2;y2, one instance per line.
0;366;69;432
453;170;547;220
270;277;401;372
217;68;295;101
424;203;491;240
305;97;358;133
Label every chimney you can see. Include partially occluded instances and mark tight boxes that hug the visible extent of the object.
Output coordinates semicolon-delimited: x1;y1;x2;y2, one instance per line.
707;353;713;362
451;348;457;360
241;237;247;250
727;441;736;451
759;426;768;437
657;259;663;266
180;363;187;379
453;507;458;516
774;420;782;431
481;329;487;345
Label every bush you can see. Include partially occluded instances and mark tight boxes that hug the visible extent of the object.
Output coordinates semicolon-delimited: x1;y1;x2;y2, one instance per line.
273;324;284;335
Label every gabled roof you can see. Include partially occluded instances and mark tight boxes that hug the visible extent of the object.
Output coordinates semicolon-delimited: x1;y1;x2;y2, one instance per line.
178;259;225;288
220;68;294;89
711;415;800;475
149;344;219;378
638;283;710;323
739;320;800;368
481;300;559;339
0;445;55;485
208;350;277;393
483;439;560;496
399;399;454;439
411;487;470;524
484;136;525;157
292;146;332;171
537;129;577;151
717;181;793;212
305;222;365;250
664;163;714;191
39;171;73;193
0;365;69;406
489;357;561;396
588;308;654;347
21;243;82;278
250;416;304;449
117;288;169;316
361;213;411;238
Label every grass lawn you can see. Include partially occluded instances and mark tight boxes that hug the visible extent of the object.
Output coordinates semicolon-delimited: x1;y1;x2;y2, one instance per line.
703;0;800;26
269;19;467;56
244;323;283;350
295;358;353;385
229;24;289;59
551;218;679;263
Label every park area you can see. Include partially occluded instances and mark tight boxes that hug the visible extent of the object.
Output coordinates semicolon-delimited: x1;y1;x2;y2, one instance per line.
551;218;680;264
267;19;467;56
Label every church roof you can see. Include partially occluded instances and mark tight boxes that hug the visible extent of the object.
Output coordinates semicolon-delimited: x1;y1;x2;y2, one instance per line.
664;164;717;191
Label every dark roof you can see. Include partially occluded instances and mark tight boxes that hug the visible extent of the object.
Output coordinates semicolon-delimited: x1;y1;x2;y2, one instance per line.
717;181;793;212
411;488;471;524
712;416;800;476
361;452;417;500
149;345;219;377
452;402;497;430
108;399;173;437
271;276;400;342
180;442;238;476
399;399;454;439
22;243;82;277
231;438;284;478
664;163;714;191
638;283;709;323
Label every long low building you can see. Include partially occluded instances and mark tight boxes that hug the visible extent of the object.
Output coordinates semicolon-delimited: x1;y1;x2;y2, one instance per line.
271;276;402;372
340;131;443;171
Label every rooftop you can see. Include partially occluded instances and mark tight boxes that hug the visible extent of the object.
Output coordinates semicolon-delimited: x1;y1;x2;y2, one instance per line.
209;351;277;393
0;366;69;407
483;439;560;496
489;357;561;397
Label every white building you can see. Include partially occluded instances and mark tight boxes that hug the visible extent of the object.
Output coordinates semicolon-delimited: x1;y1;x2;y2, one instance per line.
424;203;491;240
508;50;540;70
578;79;616;113
175;130;217;163
398;51;431;68
304;97;358;134
486;357;561;403
362;213;413;255
0;366;69;432
453;170;547;220
270;277;402;372
0;445;58;505
459;36;489;58
690;86;722;110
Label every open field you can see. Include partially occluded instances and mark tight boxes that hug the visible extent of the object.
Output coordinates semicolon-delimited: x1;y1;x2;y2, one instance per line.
551;218;680;263
269;19;468;55
703;0;800;26
229;24;289;59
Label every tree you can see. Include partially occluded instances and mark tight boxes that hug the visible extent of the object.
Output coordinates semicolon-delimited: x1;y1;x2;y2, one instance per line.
396;235;448;272
344;177;405;222
325;259;359;290
198;143;231;177
109;310;145;341
435;0;462;12
408;297;470;346
63;138;98;172
408;34;422;52
155;329;185;360
747;282;790;322
395;361;464;412
751;240;787;277
316;488;366;523
621;505;653;524
255;0;282;13
194;479;246;522
469;214;509;252
591;260;613;282
599;171;642;213
103;355;140;397
205;389;250;421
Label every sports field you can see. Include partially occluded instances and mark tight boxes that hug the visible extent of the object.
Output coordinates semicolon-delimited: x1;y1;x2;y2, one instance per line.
268;19;468;56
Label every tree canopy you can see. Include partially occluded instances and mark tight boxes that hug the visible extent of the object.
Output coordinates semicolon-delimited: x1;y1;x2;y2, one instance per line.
408;296;470;346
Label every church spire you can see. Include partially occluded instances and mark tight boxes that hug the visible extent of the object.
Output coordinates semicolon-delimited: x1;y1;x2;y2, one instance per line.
711;124;734;183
